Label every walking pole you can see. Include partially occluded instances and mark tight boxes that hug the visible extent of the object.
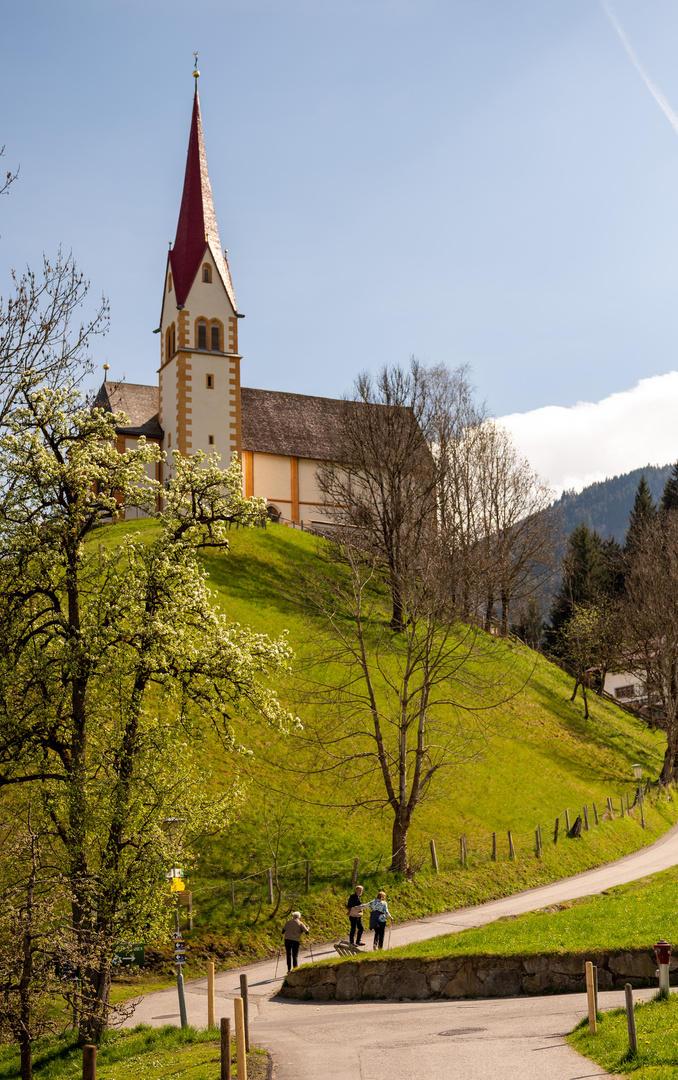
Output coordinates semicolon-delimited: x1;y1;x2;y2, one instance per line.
275;941;282;978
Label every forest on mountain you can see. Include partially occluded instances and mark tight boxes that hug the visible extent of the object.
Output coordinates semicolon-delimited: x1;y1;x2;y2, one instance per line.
553;464;671;542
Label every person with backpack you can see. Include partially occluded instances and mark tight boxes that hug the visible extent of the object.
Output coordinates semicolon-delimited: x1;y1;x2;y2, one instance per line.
364;890;393;950
346;884;365;945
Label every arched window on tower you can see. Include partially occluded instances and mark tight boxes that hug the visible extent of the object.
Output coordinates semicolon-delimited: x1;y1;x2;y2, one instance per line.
197;321;207;350
210;323;220;351
202;264;212;283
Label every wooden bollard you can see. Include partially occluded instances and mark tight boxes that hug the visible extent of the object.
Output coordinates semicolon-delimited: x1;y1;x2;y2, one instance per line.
234;997;247;1080
351;857;359;888
583;806;589;831
593;803;599;826
565;809;570;831
240;973;250;1052
82;1045;97;1080
267;868;273;904
305;860;310;893
593;964;598;1014
208;961;215;1028
430;838;438;872
221;1016;232;1080
553;817;559;844
585;961;597;1034
508;830;515;860
491;832;497;861
625;983;637;1056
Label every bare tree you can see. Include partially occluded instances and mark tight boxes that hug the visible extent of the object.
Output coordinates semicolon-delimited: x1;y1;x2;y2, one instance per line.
289;538;519;872
623;512;678;782
317;361;439;632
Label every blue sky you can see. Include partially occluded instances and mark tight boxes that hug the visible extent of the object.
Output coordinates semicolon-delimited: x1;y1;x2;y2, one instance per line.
3;0;678;488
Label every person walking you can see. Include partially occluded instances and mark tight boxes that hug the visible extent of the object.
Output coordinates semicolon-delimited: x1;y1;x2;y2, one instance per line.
346;884;365;945
364;891;393;950
281;911;309;972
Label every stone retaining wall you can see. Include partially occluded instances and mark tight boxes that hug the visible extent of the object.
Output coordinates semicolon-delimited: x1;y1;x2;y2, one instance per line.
279;949;675;1002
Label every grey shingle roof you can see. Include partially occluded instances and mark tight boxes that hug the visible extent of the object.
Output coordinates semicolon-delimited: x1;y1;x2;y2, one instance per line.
94;382;163;440
240;387;350;460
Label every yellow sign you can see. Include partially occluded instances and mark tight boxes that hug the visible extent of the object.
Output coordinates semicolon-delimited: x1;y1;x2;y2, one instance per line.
170;878;186;892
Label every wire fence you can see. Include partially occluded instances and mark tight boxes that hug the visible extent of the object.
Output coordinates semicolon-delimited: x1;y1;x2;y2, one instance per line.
193;777;672;915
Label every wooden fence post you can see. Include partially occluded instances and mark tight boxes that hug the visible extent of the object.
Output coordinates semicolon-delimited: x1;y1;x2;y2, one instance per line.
607;797;613;815
351;858;359;888
207;961;215;1029
430;839;438;872
621;797;625;818
234;997;247;1080
508;830;515;860
463;834;468;866
583;806;589;831
553;817;559;844
240;973;250;1053
82;1045;97;1080
625;983;637;1056
593;964;599;1015
585;961;597;1034
535;828;541;857
221;1017;232;1080
305;860;310;893
565;809;570;831
593;803;599;826
491;832;497;860
267;868;273;904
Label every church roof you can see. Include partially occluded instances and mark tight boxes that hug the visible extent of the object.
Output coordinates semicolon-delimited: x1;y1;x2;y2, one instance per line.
169;84;237;311
94;381;163;440
240;387;352;461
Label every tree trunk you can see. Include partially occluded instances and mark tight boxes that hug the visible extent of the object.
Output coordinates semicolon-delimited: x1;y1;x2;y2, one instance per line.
390;587;405;633
390;814;409;872
500;591;509;637
19;1035;32;1080
484;593;494;633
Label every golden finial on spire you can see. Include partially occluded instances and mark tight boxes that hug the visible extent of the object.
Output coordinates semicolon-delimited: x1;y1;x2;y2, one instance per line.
103;363;110;381
193;52;200;79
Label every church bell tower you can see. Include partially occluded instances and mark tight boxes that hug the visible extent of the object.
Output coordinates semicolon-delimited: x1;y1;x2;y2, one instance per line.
159;69;242;472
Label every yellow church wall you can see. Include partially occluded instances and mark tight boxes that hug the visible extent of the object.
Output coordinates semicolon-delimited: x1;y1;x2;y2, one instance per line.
251;453;292;507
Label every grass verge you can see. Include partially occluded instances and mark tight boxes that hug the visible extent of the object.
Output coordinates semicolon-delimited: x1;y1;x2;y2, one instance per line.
568;992;678;1079
0;1025;269;1080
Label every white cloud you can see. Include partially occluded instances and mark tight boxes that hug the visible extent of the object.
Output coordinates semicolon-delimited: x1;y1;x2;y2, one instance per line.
499;372;678;495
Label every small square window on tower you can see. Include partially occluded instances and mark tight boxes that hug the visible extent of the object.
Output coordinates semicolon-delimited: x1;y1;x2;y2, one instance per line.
206;374;214;389
208;435;214;445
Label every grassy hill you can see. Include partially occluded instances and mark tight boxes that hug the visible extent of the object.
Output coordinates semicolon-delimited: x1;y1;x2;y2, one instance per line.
553;463;671;543
102;520;675;976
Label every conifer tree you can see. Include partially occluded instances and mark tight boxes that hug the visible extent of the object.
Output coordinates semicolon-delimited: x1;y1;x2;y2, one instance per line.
545;523;604;653
625;474;656;553
660;461;678;514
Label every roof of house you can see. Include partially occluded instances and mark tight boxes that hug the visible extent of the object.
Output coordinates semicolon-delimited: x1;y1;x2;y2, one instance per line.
240;387;351;460
93;381;395;465
94;381;163;440
168;84;237;311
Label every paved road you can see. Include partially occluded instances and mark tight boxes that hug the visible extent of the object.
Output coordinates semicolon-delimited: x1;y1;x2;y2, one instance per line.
126;819;678;1076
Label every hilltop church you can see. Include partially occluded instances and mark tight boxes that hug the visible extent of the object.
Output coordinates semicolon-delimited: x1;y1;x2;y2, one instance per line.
96;73;348;526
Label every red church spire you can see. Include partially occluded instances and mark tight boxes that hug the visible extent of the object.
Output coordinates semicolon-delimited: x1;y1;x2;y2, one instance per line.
169;78;237;311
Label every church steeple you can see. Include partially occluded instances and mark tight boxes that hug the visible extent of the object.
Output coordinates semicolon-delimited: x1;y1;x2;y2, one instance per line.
169;80;237;311
158;70;242;469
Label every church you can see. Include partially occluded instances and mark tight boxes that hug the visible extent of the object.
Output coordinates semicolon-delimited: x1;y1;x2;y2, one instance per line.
96;72;350;526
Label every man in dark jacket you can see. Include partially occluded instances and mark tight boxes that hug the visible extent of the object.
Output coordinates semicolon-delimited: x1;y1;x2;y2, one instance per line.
346;884;364;945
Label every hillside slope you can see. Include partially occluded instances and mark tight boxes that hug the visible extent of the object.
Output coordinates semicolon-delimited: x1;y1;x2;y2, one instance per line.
103;520;674;968
553;463;671;542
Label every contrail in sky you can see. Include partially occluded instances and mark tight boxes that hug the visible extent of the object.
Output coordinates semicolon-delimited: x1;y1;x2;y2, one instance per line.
600;0;678;138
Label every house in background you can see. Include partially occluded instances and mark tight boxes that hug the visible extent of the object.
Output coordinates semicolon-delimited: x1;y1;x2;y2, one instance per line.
96;73;349;528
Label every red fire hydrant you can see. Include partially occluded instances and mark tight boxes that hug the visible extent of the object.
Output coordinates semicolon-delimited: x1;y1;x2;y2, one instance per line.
655;940;672;999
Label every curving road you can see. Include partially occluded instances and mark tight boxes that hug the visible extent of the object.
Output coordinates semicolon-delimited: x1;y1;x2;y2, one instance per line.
126;819;678;1078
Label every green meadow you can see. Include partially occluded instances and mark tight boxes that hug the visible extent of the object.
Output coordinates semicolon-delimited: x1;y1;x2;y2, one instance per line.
98;520;674;976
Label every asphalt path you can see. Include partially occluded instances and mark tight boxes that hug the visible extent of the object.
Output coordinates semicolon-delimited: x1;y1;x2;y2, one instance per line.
126;819;678;1077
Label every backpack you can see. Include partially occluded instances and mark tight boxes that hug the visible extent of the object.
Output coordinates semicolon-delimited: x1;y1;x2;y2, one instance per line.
369;908;382;931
